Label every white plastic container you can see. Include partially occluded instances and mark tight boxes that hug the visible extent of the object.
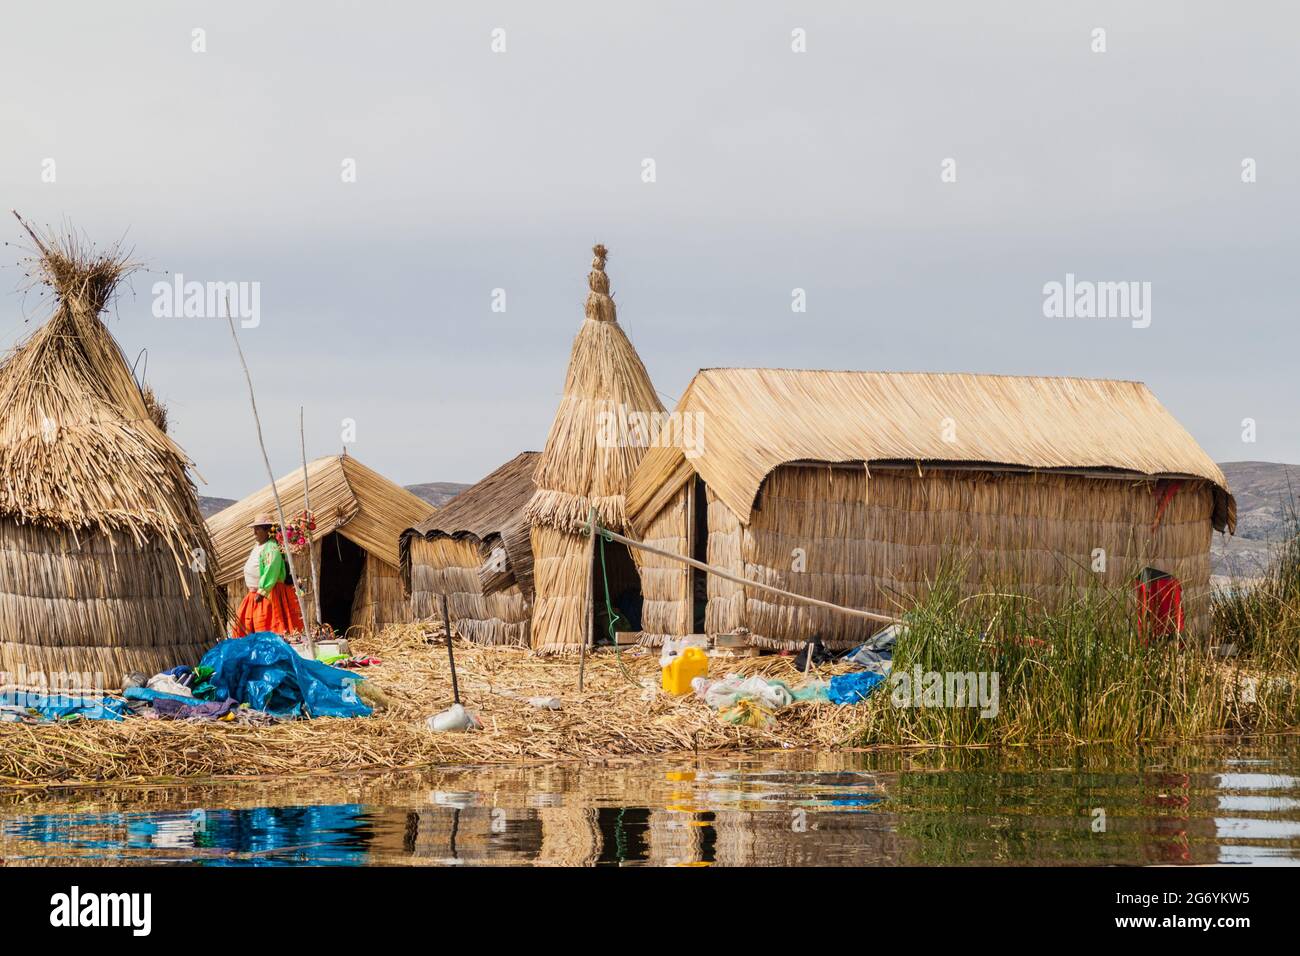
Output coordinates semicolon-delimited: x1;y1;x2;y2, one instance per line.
314;640;342;660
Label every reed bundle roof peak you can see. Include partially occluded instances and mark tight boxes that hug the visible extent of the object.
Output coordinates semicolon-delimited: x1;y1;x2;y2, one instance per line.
0;214;211;575
526;244;664;533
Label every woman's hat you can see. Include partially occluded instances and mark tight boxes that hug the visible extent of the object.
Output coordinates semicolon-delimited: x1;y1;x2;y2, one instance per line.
248;512;277;529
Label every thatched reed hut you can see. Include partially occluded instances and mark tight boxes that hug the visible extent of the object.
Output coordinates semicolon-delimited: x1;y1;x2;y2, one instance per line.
207;454;433;636
400;451;538;646
626;369;1235;649
523;244;667;654
0;219;220;684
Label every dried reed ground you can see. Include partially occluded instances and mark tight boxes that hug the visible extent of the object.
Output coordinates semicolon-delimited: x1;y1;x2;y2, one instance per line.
3;613;1292;789
0;624;865;787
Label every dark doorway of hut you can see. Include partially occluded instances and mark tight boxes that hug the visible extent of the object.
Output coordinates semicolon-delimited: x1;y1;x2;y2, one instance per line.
593;536;642;646
319;532;364;636
691;476;709;633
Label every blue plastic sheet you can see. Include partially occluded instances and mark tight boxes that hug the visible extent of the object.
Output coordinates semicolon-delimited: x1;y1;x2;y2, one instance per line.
199;633;371;719
826;670;887;705
0;689;129;722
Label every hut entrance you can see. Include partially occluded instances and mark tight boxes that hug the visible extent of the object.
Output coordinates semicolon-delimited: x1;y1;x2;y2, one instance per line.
319;532;365;635
594;538;642;645
691;477;709;632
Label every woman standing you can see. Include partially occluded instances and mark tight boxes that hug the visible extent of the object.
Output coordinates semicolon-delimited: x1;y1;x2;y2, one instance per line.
231;514;305;638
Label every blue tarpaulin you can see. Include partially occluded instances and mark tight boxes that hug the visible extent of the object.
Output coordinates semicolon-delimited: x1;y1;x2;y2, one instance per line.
199;633;371;719
0;689;129;722
827;670;887;705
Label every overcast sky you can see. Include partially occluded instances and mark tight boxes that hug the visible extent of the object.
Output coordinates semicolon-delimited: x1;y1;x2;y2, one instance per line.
2;1;1296;498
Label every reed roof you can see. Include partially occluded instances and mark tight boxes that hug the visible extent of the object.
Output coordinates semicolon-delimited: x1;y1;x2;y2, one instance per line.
0;216;215;580
627;368;1236;532
207;453;434;585
402;451;539;600
409;451;538;541
524;245;664;534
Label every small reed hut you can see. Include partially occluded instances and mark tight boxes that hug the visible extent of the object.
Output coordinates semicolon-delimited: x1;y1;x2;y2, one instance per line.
400;451;538;647
626;369;1236;649
523;244;667;654
207;454;434;636
0;218;221;685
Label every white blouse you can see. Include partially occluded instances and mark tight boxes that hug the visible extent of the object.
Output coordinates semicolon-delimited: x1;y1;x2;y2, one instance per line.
242;543;262;590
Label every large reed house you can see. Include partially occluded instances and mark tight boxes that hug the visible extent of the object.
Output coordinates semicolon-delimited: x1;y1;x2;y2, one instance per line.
0;221;220;684
208;454;434;636
625;369;1235;649
400;451;538;647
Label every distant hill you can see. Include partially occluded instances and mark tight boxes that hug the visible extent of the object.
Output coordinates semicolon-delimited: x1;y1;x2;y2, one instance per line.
198;495;237;518
404;481;472;507
1213;461;1298;579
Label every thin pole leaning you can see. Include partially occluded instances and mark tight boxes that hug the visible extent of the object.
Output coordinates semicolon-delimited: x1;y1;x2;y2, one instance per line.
595;524;904;626
441;592;460;705
225;304;314;658
578;505;596;693
299;406;322;630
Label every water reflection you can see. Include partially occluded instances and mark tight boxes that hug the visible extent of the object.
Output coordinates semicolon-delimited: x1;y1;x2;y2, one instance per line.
2;737;1297;866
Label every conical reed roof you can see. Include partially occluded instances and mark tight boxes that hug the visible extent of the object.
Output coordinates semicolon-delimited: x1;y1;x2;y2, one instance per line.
0;215;215;589
525;244;663;533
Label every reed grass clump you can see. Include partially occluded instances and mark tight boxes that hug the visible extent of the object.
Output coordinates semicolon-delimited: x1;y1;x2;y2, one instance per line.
849;559;1300;747
1211;507;1300;675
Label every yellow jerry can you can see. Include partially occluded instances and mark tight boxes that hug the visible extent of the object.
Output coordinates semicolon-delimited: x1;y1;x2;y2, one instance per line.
662;646;708;695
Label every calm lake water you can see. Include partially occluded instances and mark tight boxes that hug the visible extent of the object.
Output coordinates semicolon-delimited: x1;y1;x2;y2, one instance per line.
3;736;1298;866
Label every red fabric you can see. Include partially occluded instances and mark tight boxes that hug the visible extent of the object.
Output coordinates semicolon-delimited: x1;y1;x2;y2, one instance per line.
1136;576;1183;641
232;582;304;638
1150;479;1183;532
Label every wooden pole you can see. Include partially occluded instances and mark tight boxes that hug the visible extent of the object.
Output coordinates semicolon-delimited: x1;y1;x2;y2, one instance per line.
225;305;314;658
578;506;596;693
299;407;322;630
441;592;460;705
595;524;904;626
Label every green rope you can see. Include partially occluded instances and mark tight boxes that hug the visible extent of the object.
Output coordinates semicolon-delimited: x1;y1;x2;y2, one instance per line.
596;527;639;685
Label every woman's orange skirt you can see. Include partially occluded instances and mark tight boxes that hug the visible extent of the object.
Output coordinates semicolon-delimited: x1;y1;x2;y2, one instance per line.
232;582;305;638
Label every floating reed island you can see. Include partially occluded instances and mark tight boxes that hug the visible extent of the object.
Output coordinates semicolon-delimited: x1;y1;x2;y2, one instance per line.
1;234;1296;789
0;611;1294;788
0;624;866;785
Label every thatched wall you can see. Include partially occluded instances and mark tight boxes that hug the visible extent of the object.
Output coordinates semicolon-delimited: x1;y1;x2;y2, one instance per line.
409;536;530;646
352;553;415;634
636;483;692;647
705;486;747;638
529;524;589;654
721;464;1215;650
0;522;215;686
